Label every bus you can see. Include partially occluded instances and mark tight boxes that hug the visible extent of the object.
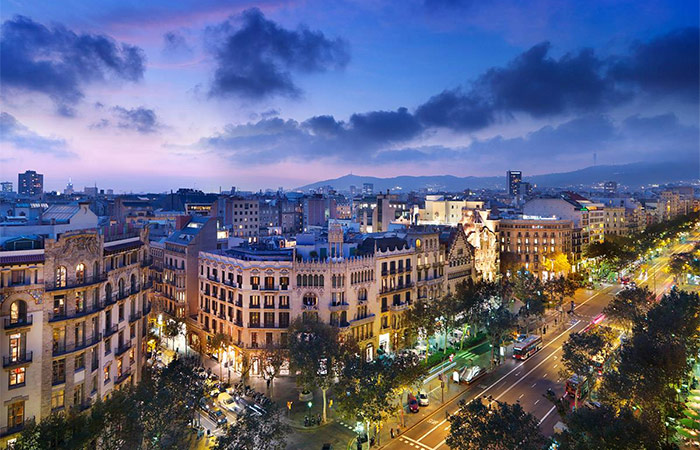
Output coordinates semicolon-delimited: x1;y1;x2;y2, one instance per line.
564;374;592;407
512;335;543;360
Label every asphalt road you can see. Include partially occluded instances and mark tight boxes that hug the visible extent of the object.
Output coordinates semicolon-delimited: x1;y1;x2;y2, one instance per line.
384;231;696;450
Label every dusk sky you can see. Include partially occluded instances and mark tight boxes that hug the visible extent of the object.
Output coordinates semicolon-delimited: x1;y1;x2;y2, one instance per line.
1;0;698;193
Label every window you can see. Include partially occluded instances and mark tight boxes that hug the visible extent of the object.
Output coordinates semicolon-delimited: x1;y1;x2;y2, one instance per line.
75;353;85;371
264;295;274;308
250;276;260;289
249;312;260;327
264;312;275;327
302;293;317;307
250;295;260;308
56;266;67;288
51;389;65;410
11;270;26;285
9;300;27;324
279;312;290;328
9;367;26;388
76;263;85;284
119;304;124;322
279;296;289;308
52;359;66;385
76;291;85;313
105;338;111;355
104;363;111;382
73;384;84;407
8;401;24;429
53;295;65;316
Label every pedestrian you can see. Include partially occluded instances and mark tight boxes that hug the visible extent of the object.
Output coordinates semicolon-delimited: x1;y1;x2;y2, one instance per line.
390;428;394;439
396;425;400;435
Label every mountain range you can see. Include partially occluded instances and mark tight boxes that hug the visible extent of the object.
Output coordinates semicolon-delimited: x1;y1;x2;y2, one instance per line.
297;161;698;192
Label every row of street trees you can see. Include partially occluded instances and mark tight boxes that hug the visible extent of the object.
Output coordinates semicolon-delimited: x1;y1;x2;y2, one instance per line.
557;287;700;449
443;287;700;450
13;357;204;450
586;212;699;280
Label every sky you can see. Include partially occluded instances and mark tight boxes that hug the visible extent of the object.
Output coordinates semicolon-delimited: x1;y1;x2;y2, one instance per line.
0;0;698;193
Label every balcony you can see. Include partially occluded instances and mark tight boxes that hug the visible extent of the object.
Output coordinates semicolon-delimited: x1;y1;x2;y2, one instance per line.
104;324;118;338
380;282;414;294
115;342;132;356
329;302;350;312
49;301;105;322
390;302;409;312
46;273;107;292
3;351;33;368
350;313;375;326
223;279;237;288
261;285;277;292
53;334;101;356
0;417;34;438
115;369;132;385
3;315;33;330
207;274;219;283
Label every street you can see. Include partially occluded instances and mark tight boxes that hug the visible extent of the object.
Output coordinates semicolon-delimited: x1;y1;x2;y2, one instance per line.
382;231;695;450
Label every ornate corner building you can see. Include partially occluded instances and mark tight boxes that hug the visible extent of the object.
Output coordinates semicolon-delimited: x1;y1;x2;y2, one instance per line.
0;228;152;447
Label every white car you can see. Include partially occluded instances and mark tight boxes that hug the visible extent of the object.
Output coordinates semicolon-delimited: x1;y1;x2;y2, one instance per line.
418;391;429;406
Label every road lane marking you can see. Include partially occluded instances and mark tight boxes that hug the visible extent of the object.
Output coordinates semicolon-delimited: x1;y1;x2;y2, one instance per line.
415;320;581;443
518;394;524;399
538;405;557;425
494;346;566;402
531;383;537;388
534;399;540;405
401;435;433;450
431;439;447;450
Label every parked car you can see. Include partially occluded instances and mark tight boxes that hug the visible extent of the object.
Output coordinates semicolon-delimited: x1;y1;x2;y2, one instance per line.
418;391;429;406
407;393;419;413
199;397;214;412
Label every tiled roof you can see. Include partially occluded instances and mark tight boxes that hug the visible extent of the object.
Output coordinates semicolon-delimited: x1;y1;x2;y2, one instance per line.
0;254;44;266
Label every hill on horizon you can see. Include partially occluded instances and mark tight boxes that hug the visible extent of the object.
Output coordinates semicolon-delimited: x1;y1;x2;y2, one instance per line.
297;161;698;192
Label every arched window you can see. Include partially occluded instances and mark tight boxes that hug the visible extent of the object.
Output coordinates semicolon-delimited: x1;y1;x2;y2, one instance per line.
358;288;367;301
105;283;113;302
297;274;302;287
56;266;67;288
130;274;137;292
313;275;318;287
118;278;125;297
330;312;339;326
303;293;317;307
76;263;85;284
10;300;27;324
331;275;336;288
93;261;100;278
340;311;347;324
302;275;308;287
319;275;324;287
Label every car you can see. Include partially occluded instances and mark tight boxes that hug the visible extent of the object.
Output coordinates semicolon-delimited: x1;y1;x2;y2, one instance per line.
418;391;429;406
210;388;221;398
199;397;214;412
407;393;419;413
208;408;228;426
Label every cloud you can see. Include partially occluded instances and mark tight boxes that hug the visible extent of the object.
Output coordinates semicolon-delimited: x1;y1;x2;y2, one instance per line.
609;27;700;101
0;16;146;114
0;112;73;157
163;30;191;54
206;8;350;99
89;106;160;134
415;89;494;131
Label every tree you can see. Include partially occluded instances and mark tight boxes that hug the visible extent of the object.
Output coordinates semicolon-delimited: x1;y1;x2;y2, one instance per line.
213;404;289;450
556;404;649;450
560;326;616;409
545;251;572;276
209;332;232;380
479;300;518;368
511;271;546;335
405;296;440;356
335;352;425;444
13;412;89;450
585;237;636;280
259;344;287;395
163;317;183;350
499;251;522;276
447;398;549;450
288;317;351;423
238;349;253;386
602;286;654;332
544;276;577;321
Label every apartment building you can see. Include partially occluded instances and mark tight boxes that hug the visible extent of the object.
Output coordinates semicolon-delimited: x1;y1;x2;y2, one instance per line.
218;197;260;239
0;227;152;447
499;217;574;278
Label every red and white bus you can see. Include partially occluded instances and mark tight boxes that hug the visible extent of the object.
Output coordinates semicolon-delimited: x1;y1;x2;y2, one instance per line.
512;335;543;360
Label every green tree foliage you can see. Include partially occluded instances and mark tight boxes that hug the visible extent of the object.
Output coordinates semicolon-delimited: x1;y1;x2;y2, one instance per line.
405;295;440;350
209;332;232;380
557;405;648;450
213;402;289;450
544;276;577;320
511;271;546;335
447;399;549;450
335;352;425;445
602;286;654;332
287;316;354;423
14;357;204;450
560;325;616;409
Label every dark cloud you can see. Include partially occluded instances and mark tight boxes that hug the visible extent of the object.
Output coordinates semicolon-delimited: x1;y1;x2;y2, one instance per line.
163;30;191;54
478;43;619;116
112;106;159;133
206;8;350;99
609;27;700;101
89;106;160;134
0;112;72;156
415;89;494;131
0;15;146;114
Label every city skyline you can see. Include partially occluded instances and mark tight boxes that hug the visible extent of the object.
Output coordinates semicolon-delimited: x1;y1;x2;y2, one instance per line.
1;0;698;192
